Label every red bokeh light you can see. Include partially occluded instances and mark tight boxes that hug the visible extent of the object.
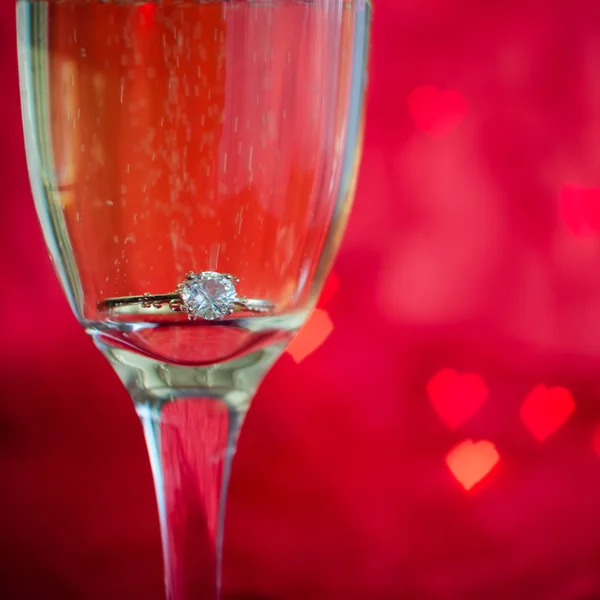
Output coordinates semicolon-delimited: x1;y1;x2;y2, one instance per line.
426;368;488;430
286;309;334;364
520;385;576;442
318;272;340;308
446;439;500;492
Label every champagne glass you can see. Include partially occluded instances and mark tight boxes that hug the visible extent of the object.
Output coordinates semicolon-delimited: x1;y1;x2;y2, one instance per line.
16;0;370;597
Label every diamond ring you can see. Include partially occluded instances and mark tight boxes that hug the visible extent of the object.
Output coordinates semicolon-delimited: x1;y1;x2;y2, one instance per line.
98;271;274;321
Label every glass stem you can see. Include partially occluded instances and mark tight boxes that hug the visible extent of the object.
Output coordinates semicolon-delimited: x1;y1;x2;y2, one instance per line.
94;336;288;600
215;408;242;594
135;391;245;600
136;401;172;592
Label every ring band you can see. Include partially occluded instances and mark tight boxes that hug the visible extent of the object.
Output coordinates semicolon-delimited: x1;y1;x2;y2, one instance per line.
98;271;274;322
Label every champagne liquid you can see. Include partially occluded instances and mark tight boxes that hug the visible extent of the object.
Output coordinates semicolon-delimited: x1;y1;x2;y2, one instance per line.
17;0;369;365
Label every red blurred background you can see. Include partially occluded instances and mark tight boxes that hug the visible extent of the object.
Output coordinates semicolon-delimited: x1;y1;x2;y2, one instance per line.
5;1;600;598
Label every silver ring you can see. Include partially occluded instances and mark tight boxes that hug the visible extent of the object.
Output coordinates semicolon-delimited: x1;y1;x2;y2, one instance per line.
98;271;274;321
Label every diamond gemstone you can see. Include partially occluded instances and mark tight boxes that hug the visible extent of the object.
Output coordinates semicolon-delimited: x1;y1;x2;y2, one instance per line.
180;272;237;320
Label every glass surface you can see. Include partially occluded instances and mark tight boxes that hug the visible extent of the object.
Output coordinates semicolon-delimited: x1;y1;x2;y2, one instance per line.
16;1;370;597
